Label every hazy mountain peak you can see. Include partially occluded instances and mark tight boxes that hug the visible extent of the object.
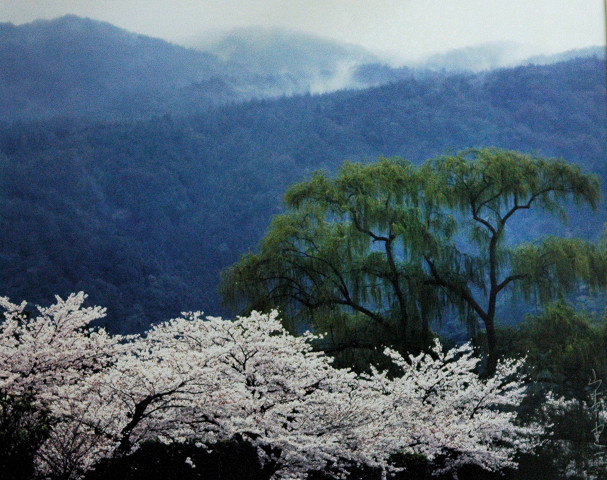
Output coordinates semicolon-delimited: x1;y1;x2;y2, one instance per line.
521;46;606;66
192;25;376;62
414;41;538;72
407;41;605;73
13;14;133;39
190;26;378;94
0;15;238;120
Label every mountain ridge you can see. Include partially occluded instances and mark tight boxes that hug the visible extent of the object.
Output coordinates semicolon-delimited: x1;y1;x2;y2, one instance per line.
1;54;604;331
3;16;603;121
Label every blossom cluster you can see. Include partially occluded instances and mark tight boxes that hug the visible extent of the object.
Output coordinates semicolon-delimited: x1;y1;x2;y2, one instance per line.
0;293;541;479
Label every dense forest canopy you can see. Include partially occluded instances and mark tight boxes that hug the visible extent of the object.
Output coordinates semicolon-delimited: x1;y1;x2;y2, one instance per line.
1;53;605;332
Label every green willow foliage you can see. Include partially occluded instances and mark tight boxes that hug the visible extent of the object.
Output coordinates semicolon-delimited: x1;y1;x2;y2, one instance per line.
223;159;445;365
221;149;605;372
498;302;607;395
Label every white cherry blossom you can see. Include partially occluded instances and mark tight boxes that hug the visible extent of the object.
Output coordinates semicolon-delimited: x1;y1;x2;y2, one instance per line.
1;294;543;479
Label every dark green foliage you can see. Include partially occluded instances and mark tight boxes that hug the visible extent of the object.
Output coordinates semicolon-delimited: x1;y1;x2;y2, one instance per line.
497;302;607;395
511;392;607;480
307;452;519;480
0;391;51;480
87;444;455;480
496;303;607;478
306;463;384;480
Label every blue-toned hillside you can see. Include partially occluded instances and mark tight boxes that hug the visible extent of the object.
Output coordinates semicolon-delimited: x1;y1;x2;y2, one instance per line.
1;53;605;331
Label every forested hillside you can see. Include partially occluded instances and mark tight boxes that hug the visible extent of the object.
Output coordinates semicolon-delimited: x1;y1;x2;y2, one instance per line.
1;53;604;332
0;16;405;120
0;16;241;119
3;16;603;122
1;16;378;120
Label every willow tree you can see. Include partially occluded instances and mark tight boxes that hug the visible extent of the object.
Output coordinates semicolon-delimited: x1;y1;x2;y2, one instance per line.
221;159;449;361
221;148;604;373
420;148;603;374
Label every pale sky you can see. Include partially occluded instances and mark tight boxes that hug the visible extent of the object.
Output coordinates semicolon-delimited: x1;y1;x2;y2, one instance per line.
1;0;605;62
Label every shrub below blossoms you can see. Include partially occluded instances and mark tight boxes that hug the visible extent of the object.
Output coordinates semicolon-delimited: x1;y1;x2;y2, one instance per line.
0;294;542;479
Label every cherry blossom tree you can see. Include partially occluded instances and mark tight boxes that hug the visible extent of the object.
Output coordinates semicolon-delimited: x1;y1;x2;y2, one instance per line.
58;311;384;479
1;294;543;479
0;292;117;396
0;293;122;479
364;341;542;474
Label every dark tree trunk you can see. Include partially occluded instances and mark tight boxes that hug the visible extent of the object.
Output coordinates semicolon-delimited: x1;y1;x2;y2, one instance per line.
483;318;498;377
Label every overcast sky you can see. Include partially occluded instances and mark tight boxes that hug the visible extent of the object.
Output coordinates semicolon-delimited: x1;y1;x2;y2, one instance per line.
1;0;605;62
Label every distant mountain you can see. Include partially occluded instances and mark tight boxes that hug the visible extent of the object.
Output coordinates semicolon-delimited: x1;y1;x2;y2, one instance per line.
0;16;331;120
352;42;606;87
3;17;602;121
0;15;239;119
0;18;387;120
522;46;605;66
414;41;537;72
1;56;605;332
192;26;379;94
351;43;538;87
415;42;606;73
